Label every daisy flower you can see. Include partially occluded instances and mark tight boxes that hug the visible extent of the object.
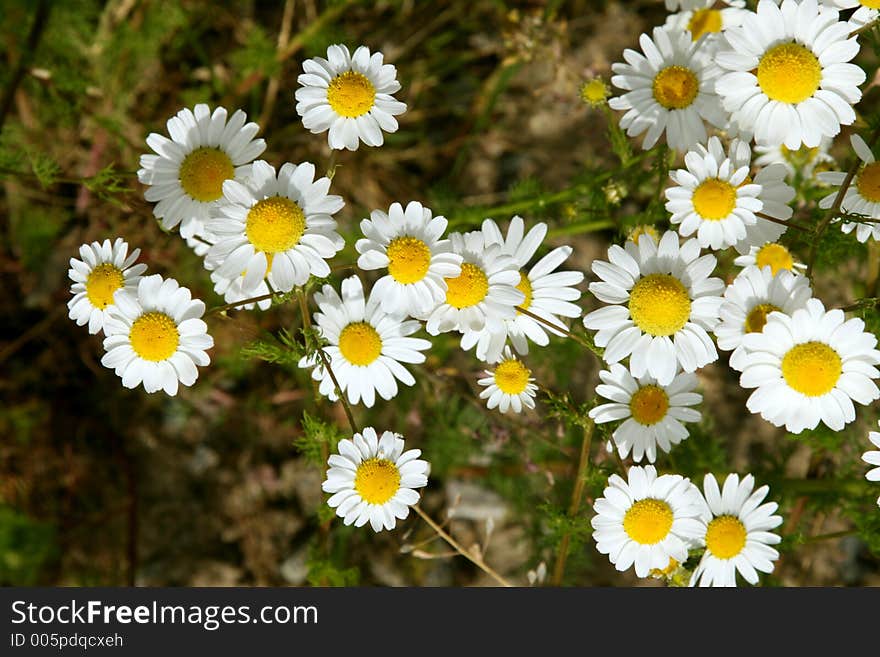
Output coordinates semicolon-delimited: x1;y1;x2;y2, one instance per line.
819;134;880;243
582;231;724;386
754;137;835;180
477;347;538;414
67;238;148;335
355;201;462;318
138;104;266;239
424;230;524;336
322;427;429;532
863;421;880;506
740;298;880;433
733;242;805;276
691;473;783;587
664;2;747;47
589;363;702;463
664;0;745;11
591;465;705;578
822;0;878;29
295;44;406;151
609;26;726;152
209;270;273;312
100;274;213;396
716;266;813;372
714;0;865;149
299;276;431;408
460;216;584;363
206;160;344;294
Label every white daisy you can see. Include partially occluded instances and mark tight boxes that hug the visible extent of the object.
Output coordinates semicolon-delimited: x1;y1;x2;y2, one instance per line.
424;230;524;336
863;421;880;506
591;465;705;578
691;473;783;587
67;238;148;335
754;136;835;180
206;160;344;295
715;0;865;149
822;0;879;28
355;201;462;318
740;298;880;433
209;270;273;311
733;241;806;276
819;134;880;243
138;104;266;239
460;216;584;363
589;363;702;463
664;0;745;12
583;231;724;386
609;25;726;152
477;347;538;414
664;2;747;48
322;427;429;532
299;275;431;408
100;274;213;395
295;44;406;151
716;265;813;372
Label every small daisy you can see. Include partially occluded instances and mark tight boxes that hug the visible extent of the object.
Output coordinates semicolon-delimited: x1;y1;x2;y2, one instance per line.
138;104;266;239
460;216;584;363
740;298;880;433
591;465;705;578
583;231;724;385
355;201;463;318
477;347;538;414
424;231;524;336
664;2;747;47
754;137;835;181
691;473;783;587
819;134;880;243
299;276;431;408
209;269;273;311
67;238;148;335
733;242;805;276
206;160;344;294
322;427;429;532
101;274;213;395
863;421;880;506
822;0;879;29
295;44;407;151
716;266;813;372
715;0;865;149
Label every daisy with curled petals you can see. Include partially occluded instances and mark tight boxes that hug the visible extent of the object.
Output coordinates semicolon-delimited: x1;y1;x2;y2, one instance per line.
138;104;266;239
582;231;724;386
424;231;524;336
299;276;431;408
477;347;538;414
664;2;747;49
714;0;865;149
740;298;880;433
295;44;406;151
733;242;805;276
68;238;147;335
355;201;462;318
322;427;429;532
591;465;705;578
460;216;584;363
863;421;880;506
101;274;213;396
822;0;878;29
209;270;273;312
609;26;726;152
819;134;880;243
589;363;702;464
716;266;813;372
691;473;783;587
206;160;344;295
754;137;835;181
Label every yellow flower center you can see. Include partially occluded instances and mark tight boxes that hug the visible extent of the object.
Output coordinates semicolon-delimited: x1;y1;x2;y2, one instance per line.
178;147;234;202
652;65;700;110
245;196;306;254
629;274;692;337
623;498;674;545
129;312;180;362
516;272;533;311
444;262;489;309
629;385;670;425
744;303;781;334
705;515;747;559
386;236;432;284
354;458;400;505
861;0;880;8
687;8;722;41
757;43;822;104
781;341;842;397
628;225;660;246
85;263;124;309
650;558;680;578
580;78;609;107
493;359;531;395
338;322;383;366
327;71;376;118
856;162;880;203
755;243;794;275
692;178;737;220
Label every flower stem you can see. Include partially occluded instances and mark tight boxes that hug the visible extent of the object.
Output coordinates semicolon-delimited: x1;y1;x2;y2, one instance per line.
514;306;600;358
208;291;282;314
